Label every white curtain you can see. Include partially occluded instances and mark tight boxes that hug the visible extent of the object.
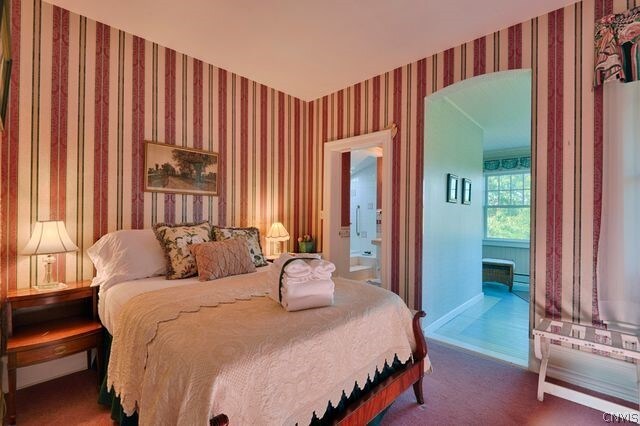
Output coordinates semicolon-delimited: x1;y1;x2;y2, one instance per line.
598;80;640;329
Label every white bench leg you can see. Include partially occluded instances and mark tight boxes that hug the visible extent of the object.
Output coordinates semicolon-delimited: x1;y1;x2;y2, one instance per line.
636;361;640;410
538;338;550;402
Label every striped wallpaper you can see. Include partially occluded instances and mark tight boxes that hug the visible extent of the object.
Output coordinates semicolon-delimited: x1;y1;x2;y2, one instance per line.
0;0;632;329
307;0;631;327
0;0;318;293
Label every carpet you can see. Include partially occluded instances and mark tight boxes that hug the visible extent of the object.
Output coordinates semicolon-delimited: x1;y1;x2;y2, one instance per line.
14;342;614;425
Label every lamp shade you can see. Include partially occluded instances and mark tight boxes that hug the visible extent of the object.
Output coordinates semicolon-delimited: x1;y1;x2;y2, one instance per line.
266;222;290;242
22;220;79;255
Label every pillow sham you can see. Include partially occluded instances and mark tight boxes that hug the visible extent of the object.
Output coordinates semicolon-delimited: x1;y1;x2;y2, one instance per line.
153;221;212;279
87;229;166;291
212;226;268;267
191;238;256;281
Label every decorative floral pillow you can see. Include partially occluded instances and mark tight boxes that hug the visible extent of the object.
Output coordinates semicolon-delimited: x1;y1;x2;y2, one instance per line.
153;221;212;279
212;226;268;267
191;239;256;281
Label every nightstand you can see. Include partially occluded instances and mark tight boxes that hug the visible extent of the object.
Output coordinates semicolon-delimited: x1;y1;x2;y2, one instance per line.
4;281;103;425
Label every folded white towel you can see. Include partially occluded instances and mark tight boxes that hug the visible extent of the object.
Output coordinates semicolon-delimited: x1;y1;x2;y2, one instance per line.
273;252;320;268
268;253;330;308
266;261;314;301
282;293;334;312
309;259;336;280
281;279;334;298
281;279;335;312
283;259;312;277
282;275;311;286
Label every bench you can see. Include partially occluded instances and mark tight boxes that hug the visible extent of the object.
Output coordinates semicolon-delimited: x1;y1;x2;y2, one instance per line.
533;318;640;416
482;258;515;291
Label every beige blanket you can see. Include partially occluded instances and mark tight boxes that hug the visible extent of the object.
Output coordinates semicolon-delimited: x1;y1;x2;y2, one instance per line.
107;273;428;425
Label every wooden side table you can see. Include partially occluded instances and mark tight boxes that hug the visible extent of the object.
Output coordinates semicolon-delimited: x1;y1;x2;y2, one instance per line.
4;281;103;425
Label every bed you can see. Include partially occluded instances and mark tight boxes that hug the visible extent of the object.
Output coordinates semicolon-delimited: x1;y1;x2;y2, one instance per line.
98;266;430;425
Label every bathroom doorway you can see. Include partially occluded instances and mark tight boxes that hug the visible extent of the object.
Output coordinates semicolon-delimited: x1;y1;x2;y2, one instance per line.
322;127;394;290
349;147;382;284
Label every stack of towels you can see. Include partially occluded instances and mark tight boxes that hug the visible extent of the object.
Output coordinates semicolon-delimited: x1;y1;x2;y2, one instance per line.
268;253;336;311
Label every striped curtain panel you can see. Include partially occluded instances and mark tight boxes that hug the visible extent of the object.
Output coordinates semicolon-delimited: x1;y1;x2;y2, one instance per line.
597;80;640;329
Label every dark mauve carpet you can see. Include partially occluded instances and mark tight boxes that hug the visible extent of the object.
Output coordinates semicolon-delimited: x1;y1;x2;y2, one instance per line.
14;341;615;425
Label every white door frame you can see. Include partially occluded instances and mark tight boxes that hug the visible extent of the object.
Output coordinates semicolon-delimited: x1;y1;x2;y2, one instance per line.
322;128;394;289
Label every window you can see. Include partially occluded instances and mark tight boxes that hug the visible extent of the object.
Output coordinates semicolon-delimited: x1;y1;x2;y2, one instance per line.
485;172;530;240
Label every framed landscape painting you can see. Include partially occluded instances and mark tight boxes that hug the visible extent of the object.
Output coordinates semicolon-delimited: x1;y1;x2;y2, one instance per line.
145;142;219;196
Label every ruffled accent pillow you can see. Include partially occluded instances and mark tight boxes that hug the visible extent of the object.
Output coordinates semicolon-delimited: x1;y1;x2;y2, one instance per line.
191;239;257;281
153;221;212;279
212;226;268;267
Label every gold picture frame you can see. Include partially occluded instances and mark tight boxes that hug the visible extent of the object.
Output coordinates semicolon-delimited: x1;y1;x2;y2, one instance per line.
144;141;219;196
0;0;12;132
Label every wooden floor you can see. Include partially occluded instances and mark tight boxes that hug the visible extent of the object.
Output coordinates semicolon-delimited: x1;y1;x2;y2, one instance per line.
428;282;529;366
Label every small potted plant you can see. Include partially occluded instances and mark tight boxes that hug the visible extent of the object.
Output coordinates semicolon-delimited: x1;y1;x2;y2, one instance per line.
297;234;315;253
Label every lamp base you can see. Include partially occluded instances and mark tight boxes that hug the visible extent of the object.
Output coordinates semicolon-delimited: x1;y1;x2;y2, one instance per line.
35;282;68;291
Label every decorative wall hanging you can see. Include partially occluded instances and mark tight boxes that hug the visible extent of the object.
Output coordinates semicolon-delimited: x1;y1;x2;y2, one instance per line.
145;141;219;196
462;178;472;205
594;6;640;86
446;173;458;203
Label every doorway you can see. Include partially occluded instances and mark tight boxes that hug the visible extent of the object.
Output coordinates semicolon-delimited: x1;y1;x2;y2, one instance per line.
422;70;533;366
322;128;394;290
349;147;383;284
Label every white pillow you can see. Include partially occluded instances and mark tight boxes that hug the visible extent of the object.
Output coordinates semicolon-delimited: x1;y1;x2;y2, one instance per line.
87;229;167;290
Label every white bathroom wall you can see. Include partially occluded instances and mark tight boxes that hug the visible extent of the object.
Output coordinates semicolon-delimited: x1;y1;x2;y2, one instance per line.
350;161;377;254
423;97;484;327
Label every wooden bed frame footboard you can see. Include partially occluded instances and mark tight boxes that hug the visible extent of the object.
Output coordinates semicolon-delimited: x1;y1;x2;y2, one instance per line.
209;311;428;426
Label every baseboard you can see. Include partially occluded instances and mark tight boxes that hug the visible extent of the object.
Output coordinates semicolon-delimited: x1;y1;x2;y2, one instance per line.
512;282;529;292
531;343;639;405
428;332;528;367
424;292;484;334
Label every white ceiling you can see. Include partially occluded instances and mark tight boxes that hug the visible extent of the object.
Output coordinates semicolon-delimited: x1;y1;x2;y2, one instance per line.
428;70;531;151
46;0;576;101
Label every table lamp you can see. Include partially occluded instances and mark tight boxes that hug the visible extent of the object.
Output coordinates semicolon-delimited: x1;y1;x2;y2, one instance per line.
266;221;290;258
22;220;79;289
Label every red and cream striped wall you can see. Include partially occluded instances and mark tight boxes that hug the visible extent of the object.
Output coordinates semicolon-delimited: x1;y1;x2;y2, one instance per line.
0;0;317;293
0;0;631;328
307;0;629;327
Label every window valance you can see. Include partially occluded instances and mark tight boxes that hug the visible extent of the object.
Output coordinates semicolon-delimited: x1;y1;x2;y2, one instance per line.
484;155;530;172
594;6;640;86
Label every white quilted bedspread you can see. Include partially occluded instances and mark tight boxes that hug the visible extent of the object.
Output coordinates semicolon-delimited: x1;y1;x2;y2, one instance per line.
107;272;428;425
